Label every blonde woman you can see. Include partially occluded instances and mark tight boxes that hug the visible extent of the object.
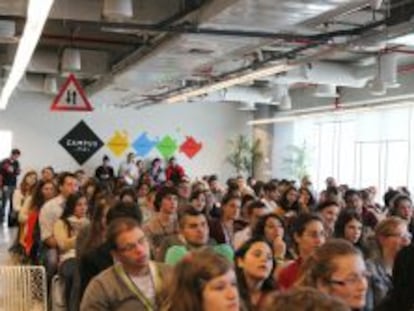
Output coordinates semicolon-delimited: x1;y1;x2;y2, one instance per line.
298;239;368;310
366;217;411;309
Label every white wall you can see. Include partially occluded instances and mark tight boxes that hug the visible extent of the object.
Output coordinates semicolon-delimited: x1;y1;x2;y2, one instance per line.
0;92;252;180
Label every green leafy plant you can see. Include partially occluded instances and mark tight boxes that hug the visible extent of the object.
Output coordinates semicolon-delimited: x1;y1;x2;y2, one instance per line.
283;141;310;181
227;135;263;176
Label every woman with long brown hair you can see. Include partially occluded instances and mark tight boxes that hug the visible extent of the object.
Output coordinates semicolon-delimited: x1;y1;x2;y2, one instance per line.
13;170;38;225
9;170;38;260
235;237;276;310
161;248;241;311
54;192;90;306
23;180;57;262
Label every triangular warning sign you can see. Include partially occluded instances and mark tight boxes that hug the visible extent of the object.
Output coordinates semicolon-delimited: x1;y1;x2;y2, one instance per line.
51;74;93;112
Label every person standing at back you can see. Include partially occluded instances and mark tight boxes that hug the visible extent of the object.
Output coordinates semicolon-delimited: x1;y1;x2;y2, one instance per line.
165;157;185;185
119;152;139;186
95;155;115;191
0;148;21;224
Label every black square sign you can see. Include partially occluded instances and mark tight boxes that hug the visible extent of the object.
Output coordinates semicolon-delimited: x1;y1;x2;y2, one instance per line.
59;120;103;165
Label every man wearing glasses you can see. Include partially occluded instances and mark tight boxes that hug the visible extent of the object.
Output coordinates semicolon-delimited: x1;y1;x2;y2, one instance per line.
81;217;171;311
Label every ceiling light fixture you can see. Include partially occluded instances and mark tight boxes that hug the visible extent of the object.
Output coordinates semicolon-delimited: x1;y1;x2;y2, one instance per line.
380;53;400;88
0;0;55;110
314;84;339;98
43;75;58;94
279;93;292;110
370;76;386;96
248;100;414;126
61;48;82;73
270;84;285;104
370;54;386;96
238;102;256;111
275;84;292;110
103;0;134;20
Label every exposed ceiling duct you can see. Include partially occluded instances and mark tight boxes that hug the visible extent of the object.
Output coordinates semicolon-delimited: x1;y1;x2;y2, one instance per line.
222;86;275;105
270;61;376;89
0;0;412;109
196;85;281;108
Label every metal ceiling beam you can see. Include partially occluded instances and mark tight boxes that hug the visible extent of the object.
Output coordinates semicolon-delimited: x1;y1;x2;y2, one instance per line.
7;15;383;41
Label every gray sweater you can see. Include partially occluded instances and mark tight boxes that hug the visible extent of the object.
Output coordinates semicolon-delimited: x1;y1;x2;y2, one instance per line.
80;261;170;311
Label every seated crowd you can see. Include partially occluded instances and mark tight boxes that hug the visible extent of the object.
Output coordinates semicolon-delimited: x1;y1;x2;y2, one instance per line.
5;154;414;311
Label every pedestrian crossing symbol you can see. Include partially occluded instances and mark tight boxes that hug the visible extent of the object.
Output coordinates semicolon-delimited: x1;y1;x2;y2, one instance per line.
51;74;93;111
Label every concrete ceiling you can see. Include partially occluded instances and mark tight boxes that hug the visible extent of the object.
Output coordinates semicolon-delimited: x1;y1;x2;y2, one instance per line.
0;0;413;109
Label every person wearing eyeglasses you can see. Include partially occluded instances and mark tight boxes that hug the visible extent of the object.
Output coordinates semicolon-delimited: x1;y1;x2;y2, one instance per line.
298;239;369;310
80;217;171;311
277;214;326;290
365;217;411;310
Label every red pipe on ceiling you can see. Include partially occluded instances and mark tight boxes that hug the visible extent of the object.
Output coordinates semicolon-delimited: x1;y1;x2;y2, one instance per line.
41;34;140;46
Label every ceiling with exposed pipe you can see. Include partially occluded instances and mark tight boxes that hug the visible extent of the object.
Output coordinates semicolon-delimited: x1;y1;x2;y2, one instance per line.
0;0;413;110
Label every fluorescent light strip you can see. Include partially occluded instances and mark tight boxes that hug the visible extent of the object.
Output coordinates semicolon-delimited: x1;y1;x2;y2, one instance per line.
248;95;414;125
0;0;54;110
165;62;295;104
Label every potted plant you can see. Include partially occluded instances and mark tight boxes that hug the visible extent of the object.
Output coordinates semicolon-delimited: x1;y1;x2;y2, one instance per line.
282;141;310;181
227;135;263;176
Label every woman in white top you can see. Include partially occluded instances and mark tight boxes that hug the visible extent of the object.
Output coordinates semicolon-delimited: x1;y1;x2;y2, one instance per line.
53;192;89;306
10;170;37;254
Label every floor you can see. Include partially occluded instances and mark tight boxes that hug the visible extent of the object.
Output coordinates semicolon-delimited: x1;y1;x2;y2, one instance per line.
0;224;14;265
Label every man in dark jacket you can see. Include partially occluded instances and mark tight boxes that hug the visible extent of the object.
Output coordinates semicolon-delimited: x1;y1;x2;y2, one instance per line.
0;148;21;223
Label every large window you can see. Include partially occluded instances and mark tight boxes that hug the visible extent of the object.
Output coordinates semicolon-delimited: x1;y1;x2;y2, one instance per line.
292;104;413;194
